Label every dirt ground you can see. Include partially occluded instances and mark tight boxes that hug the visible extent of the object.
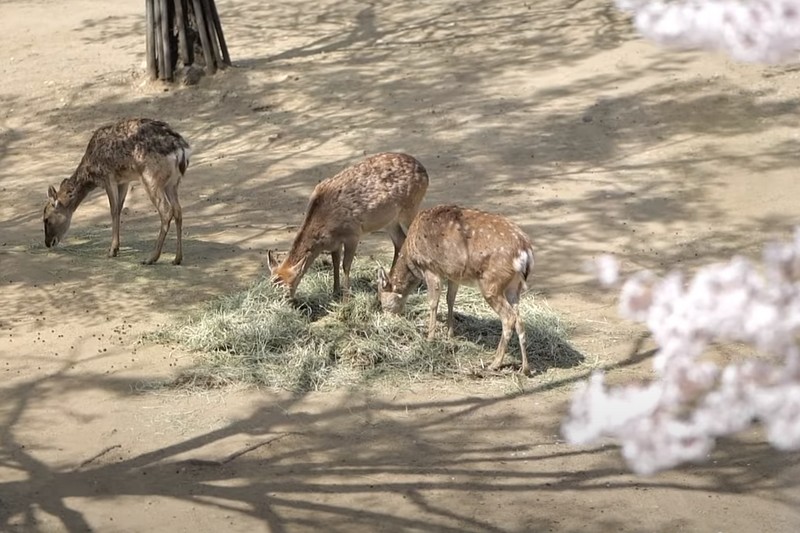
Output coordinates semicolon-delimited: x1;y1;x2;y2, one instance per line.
1;0;800;531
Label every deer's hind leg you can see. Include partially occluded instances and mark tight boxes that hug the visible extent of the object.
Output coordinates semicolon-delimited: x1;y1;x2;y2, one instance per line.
506;280;530;375
164;183;183;265
141;172;174;265
481;277;518;372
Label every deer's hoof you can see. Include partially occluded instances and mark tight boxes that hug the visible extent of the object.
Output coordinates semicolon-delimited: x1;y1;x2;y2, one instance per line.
141;258;157;265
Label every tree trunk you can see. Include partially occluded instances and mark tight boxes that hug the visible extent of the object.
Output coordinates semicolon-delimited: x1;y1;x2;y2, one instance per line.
145;0;231;84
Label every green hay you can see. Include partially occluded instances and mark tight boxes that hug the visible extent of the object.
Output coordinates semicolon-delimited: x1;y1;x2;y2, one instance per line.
151;257;582;391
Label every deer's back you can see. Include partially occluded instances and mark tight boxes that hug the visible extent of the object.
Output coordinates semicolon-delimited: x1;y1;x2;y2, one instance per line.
310;152;428;232
404;205;534;283
80;118;190;181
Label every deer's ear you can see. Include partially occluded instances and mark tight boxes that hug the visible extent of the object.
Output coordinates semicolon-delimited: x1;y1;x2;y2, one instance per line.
267;250;280;271
48;185;58;201
291;256;308;275
377;267;390;290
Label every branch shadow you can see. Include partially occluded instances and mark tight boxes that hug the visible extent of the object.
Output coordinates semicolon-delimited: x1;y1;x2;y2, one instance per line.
3;1;800;529
3;0;793;325
1;362;799;532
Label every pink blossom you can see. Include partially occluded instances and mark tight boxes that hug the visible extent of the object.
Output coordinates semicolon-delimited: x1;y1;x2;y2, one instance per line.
617;0;800;63
563;230;800;474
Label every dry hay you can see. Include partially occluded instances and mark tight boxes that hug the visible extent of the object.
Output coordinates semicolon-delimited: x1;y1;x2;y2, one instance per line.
151;257;582;391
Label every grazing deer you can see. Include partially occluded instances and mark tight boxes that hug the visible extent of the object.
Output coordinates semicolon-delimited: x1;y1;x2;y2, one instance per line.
377;205;535;375
43;118;191;265
268;152;429;299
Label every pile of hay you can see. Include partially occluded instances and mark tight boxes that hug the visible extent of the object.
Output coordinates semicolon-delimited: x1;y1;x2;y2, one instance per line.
153;258;581;391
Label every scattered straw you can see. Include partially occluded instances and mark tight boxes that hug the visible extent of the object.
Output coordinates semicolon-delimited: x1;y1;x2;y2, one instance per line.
150;257;582;391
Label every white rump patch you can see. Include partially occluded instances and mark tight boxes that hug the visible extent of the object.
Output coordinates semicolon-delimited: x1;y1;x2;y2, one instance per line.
166;146;191;182
172;147;191;164
513;248;534;275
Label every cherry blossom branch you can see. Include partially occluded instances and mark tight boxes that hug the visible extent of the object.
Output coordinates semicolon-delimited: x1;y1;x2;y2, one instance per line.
564;232;800;474
617;0;800;63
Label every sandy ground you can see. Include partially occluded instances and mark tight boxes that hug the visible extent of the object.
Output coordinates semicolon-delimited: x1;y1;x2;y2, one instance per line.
1;0;800;531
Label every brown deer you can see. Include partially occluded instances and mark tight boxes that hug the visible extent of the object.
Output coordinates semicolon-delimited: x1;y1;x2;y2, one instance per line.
268;152;429;299
377;205;535;375
43;118;191;265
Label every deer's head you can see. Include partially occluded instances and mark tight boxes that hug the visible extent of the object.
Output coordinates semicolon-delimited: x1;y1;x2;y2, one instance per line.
376;267;407;314
43;183;74;248
267;250;308;298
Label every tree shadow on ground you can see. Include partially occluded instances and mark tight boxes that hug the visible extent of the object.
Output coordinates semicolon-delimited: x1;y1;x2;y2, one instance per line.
3;3;800;528
0;0;793;325
1;360;798;532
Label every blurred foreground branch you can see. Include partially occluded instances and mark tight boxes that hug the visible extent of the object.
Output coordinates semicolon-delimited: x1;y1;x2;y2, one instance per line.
617;0;800;63
564;233;800;474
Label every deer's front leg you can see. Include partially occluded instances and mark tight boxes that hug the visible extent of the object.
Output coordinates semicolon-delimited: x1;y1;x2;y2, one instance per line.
106;182;122;257
445;280;460;337
423;272;442;340
331;247;342;294
341;238;359;302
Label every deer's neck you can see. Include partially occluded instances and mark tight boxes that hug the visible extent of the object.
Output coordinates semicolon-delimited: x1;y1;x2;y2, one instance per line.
285;220;329;269
63;167;100;212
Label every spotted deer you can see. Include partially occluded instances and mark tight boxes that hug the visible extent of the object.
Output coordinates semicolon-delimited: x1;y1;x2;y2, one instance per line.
377;205;535;375
43;118;191;265
268;152;429;299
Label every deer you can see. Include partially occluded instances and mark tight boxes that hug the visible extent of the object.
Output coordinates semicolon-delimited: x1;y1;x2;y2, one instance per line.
268;152;429;299
377;205;536;375
43;118;191;265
